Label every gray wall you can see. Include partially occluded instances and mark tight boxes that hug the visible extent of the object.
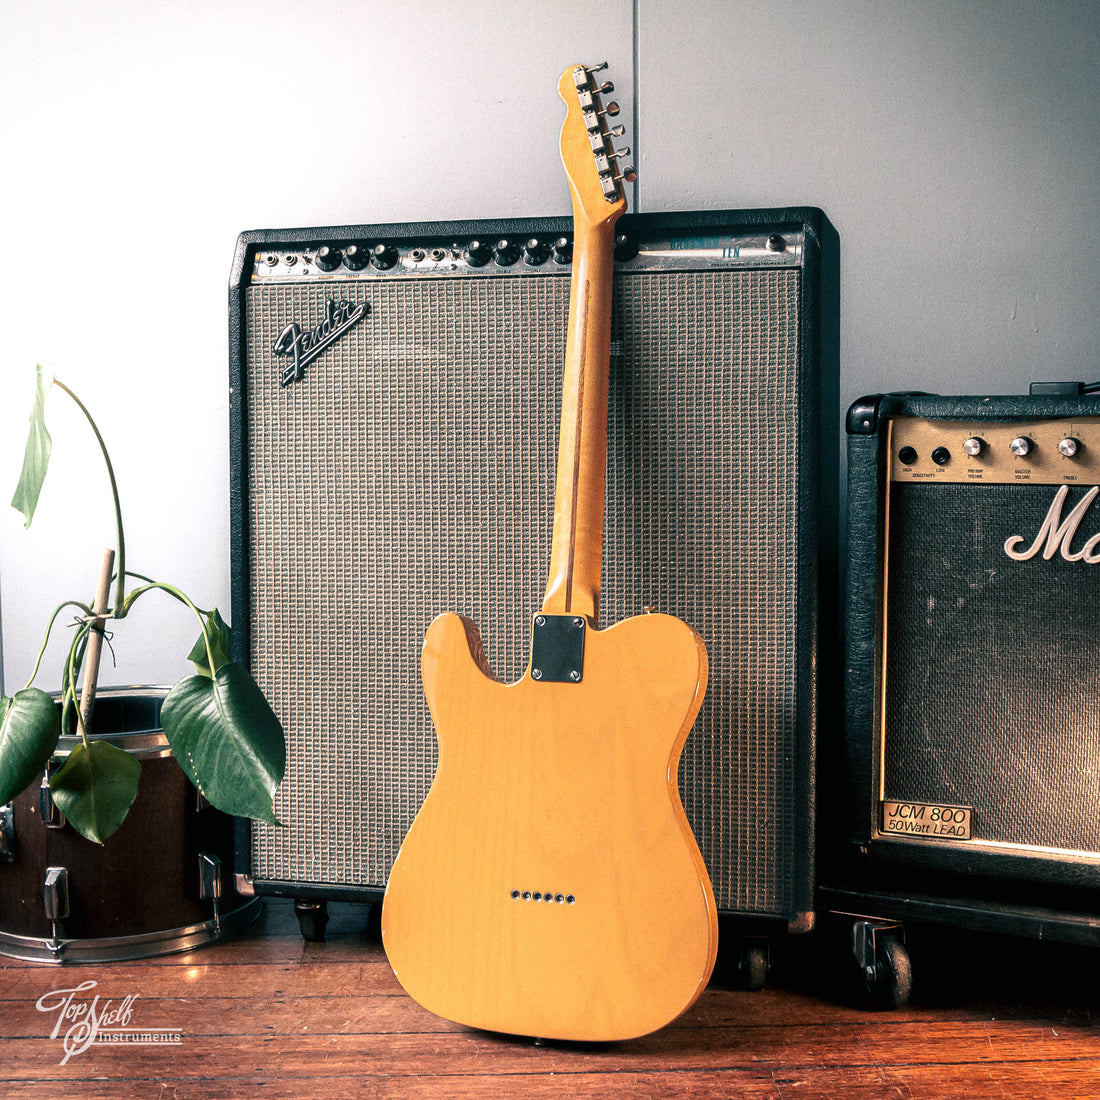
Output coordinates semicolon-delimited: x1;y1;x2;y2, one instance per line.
2;0;1098;692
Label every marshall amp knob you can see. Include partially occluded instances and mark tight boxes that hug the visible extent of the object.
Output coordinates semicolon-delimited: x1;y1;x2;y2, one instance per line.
822;387;1100;976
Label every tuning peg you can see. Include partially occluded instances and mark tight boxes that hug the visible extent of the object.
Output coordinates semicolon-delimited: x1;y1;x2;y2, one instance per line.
613;145;631;158
584;101;620;133
597;81;614;94
616;165;637;184
610;124;626;137
586;61;609;75
594;147;632;178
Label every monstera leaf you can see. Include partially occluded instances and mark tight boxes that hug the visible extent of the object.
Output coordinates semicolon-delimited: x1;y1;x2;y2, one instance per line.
0;688;61;805
161;662;285;825
11;363;54;527
186;607;232;679
50;739;142;845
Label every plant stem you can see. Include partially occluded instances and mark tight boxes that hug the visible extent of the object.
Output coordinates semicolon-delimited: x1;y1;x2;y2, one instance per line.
52;379;127;619
120;580;216;676
65;620;93;748
123;572;213;617
23;600;95;691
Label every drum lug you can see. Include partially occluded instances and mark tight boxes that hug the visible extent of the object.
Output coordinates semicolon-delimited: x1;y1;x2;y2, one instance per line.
199;852;223;900
198;852;223;931
43;865;70;957
0;803;13;862
39;773;66;830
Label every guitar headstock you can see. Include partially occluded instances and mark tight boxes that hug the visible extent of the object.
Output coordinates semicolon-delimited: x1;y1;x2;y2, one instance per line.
558;62;634;225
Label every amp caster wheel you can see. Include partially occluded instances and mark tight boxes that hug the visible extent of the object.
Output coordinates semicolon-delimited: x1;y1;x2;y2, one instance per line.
295;899;329;942
739;938;770;991
851;919;911;1008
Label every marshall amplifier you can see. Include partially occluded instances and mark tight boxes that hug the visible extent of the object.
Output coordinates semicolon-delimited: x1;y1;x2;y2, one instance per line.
228;208;838;938
824;387;1100;950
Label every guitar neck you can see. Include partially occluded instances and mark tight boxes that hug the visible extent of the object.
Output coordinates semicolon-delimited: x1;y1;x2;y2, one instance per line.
540;215;619;621
540;62;630;623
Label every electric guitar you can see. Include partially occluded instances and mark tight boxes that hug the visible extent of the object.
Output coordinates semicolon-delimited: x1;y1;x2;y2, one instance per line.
381;62;718;1042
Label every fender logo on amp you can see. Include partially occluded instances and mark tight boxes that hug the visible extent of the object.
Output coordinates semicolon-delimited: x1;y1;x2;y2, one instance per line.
273;297;369;387
1004;484;1100;564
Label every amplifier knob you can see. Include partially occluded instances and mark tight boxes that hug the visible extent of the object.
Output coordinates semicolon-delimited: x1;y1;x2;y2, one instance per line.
371;243;399;270
1010;436;1033;457
343;244;370;271
523;237;551;265
314;246;341;272
1059;437;1081;457
551;236;573;265
493;239;520;266
613;233;639;262
464;239;492;267
963;437;985;457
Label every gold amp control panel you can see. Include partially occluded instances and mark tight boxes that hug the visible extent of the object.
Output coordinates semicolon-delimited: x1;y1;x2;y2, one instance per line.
889;417;1100;486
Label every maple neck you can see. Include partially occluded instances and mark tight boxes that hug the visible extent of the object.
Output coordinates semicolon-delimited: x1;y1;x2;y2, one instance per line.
540;63;630;623
540;212;620;621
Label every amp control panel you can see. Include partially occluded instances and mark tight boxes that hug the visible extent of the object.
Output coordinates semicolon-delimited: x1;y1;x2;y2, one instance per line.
889;417;1100;485
246;230;805;283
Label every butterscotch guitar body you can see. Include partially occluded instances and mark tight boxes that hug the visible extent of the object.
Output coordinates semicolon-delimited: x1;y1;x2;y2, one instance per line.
382;610;718;1042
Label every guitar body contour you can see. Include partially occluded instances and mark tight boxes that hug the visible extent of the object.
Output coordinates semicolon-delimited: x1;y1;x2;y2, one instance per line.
382;609;717;1041
383;62;718;1040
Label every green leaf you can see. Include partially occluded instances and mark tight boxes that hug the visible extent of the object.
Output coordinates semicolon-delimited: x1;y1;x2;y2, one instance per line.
187;607;232;678
161;662;285;825
11;363;55;527
49;739;141;845
0;688;62;805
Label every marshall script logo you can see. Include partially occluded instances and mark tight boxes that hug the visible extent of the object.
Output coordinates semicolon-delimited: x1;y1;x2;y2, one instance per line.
273;297;369;386
1004;484;1100;563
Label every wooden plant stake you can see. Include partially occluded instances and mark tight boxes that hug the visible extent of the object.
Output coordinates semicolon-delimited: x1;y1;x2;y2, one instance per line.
79;547;116;735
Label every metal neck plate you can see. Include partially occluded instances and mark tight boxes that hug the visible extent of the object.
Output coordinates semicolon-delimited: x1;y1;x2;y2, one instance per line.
529;614;587;684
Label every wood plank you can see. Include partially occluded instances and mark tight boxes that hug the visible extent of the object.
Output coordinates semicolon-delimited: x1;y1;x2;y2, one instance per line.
4;898;1100;1099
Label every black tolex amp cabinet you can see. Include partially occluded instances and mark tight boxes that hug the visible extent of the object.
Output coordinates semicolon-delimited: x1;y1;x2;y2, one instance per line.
228;208;839;943
822;388;1100;958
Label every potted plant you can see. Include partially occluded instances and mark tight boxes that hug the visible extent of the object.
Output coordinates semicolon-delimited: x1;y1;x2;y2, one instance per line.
0;364;285;844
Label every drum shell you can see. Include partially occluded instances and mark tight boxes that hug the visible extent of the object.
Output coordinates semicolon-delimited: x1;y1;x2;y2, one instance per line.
0;688;252;957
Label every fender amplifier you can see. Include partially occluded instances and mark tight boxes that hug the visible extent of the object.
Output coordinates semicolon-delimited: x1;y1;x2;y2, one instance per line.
829;388;1100;938
228;208;838;933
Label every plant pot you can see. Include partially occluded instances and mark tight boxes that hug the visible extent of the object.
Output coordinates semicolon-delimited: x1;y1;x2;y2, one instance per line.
0;686;260;962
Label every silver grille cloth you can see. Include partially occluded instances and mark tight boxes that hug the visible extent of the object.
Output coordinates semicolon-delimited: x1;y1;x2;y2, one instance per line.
244;267;801;915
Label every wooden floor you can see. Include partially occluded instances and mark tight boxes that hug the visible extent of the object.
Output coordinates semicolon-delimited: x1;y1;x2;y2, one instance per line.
4;898;1100;1098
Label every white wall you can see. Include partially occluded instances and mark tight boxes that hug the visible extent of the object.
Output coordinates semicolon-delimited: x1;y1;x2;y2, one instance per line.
1;0;1097;694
